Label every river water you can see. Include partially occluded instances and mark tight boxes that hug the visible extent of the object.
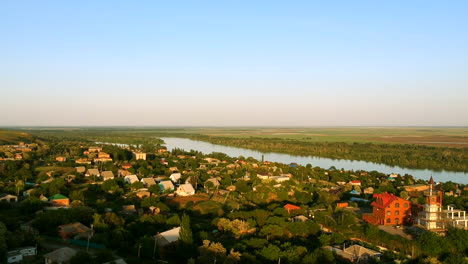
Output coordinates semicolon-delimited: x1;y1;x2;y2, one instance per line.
161;137;468;184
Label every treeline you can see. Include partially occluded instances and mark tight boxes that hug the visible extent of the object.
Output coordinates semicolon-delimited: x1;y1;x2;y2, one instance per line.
181;135;468;172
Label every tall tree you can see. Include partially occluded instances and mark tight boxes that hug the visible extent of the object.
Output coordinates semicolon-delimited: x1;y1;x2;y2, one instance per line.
179;214;193;246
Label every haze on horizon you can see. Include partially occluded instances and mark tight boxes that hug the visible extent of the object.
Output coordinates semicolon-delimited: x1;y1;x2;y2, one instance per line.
1;1;467;127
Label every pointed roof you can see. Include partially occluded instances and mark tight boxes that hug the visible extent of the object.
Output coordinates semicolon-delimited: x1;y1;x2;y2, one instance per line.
429;176;434;185
371;192;399;209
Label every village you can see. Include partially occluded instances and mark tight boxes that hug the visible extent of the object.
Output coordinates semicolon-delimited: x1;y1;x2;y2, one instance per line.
1;139;468;264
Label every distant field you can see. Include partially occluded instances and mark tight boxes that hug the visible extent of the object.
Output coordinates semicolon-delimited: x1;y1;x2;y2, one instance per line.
0;129;36;144
174;127;468;148
9;126;468;148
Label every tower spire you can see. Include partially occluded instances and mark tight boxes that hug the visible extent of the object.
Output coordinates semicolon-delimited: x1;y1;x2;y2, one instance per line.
429;175;434;196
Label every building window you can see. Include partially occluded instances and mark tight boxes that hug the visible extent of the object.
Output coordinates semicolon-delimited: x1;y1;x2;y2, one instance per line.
395;211;399;215
387;211;391;216
395;203;400;208
404;203;408;208
395;218;400;224
386;218;391;224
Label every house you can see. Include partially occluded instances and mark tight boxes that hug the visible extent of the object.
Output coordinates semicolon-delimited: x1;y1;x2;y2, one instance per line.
75;166;86;174
132;152;147;160
23;189;35;197
49;194;70;207
75;158;91;165
98;152;110;158
337;202;349;208
44;247;77;264
293;215;309;222
257;174;269;180
159;180;175;192
118;169;132;177
176;184;195;196
284;204;301;214
58;222;92;240
122;163;132;170
349;190;361;195
154;227;180;246
56;156;67;162
204;157;220;164
269;176;290;183
170;173;182;183
205;178;220;188
136;190;151;199
404;184;429;193
85;168;100;178
363;187;375;194
350;180;361;186
363;192;411;225
169;167;179;172
122;205;137;214
14;153;23;160
7;246;36;263
326;244;381;263
101;171;114;181
0;193;18;203
141;177;157;187
88;146;102;153
124;175;139;184
94;152;112;162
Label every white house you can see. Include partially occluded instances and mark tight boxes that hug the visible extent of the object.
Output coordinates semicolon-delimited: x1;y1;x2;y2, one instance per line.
7;246;37;263
170;173;182;183
176;184;195;196
124;175;139;184
0;194;18;203
154;227;180;246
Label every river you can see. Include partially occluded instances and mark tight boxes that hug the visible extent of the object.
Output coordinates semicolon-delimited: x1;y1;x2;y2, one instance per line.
161;137;468;184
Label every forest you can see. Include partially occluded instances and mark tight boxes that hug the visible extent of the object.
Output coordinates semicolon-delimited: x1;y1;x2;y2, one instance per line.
181;134;468;172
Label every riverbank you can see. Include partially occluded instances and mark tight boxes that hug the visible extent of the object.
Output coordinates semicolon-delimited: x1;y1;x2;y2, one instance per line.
161;137;468;184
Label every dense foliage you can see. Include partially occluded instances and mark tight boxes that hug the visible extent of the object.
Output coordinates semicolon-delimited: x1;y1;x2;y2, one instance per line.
184;135;468;172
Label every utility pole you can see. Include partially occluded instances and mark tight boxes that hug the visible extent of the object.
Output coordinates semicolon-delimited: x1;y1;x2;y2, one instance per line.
86;224;94;252
137;243;142;258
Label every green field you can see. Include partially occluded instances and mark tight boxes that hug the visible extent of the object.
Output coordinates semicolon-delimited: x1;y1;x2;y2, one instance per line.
149;127;468;148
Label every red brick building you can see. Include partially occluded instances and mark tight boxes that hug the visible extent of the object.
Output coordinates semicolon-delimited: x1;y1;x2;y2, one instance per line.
363;192;411;225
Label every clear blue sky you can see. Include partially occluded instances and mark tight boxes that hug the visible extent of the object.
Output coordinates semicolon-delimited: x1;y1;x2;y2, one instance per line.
1;0;467;126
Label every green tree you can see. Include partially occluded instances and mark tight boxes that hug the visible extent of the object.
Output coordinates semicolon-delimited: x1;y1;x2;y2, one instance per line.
179;214;193;246
178;213;194;260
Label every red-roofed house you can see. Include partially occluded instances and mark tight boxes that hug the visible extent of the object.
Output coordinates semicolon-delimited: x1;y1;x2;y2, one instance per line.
122;163;132;170
284;204;301;214
349;180;361;186
363;192;411;225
